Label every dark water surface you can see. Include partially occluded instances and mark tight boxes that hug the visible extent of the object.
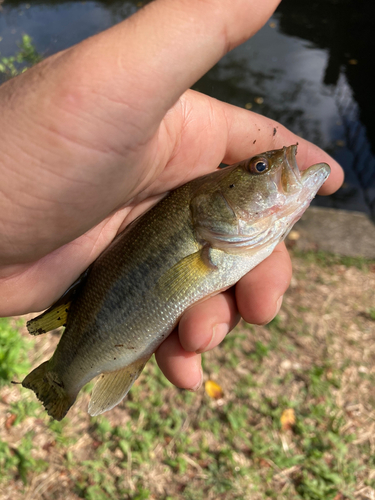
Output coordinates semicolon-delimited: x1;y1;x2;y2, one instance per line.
1;0;374;218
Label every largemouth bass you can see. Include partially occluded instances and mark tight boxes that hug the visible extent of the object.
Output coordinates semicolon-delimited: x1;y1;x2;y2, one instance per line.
22;145;330;420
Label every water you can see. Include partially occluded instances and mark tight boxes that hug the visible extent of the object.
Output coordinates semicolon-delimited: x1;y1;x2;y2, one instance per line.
1;0;374;218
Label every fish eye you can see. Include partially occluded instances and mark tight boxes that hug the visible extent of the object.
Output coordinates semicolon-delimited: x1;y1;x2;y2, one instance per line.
255;161;267;172
248;157;269;175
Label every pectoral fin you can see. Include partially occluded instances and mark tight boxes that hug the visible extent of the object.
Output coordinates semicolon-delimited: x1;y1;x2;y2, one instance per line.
88;356;150;417
157;247;216;301
26;268;90;336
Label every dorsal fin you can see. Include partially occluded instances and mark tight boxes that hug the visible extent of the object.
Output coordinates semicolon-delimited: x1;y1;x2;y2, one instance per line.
26;268;90;336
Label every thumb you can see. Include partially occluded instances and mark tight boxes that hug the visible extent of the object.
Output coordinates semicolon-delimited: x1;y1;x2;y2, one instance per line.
52;0;281;136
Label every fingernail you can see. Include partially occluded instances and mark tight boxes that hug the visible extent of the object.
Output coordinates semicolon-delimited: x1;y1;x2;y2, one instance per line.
196;323;229;354
189;366;203;392
275;295;283;315
261;295;283;325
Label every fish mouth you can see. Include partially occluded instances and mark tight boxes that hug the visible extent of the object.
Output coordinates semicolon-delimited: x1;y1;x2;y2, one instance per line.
280;144;330;197
276;144;331;222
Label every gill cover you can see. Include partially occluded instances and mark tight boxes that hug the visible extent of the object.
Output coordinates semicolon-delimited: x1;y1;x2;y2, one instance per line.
190;151;286;251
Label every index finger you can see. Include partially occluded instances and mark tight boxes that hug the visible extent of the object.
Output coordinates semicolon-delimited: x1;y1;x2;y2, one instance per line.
220;102;344;195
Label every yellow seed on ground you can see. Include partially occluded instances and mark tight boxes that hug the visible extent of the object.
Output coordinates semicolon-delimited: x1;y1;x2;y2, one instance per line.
205;380;223;399
280;408;296;431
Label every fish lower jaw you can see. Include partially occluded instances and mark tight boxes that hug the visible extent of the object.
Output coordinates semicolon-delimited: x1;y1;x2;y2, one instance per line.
278;174;326;221
276;191;318;242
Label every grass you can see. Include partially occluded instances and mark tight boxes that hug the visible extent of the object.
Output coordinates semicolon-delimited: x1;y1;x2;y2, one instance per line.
0;318;30;387
291;248;375;272
0;247;374;499
0;431;48;485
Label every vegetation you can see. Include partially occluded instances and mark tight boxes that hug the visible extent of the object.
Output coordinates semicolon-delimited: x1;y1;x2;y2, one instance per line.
0;34;41;79
0;318;30;387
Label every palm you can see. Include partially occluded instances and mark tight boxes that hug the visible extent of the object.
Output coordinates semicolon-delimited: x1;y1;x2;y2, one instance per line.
0;87;228;315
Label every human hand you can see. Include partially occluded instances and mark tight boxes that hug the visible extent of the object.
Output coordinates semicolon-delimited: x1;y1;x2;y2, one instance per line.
0;0;343;390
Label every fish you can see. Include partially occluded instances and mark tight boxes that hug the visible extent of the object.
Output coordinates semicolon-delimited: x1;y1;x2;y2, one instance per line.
22;145;330;420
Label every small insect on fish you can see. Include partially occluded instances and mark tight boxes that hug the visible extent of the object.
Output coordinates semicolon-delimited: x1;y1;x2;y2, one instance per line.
22;145;330;420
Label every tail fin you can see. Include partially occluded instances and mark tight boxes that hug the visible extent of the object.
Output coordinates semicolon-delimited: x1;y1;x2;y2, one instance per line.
22;361;75;420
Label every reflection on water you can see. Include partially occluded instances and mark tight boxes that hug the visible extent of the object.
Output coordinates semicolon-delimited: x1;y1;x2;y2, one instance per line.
1;0;374;217
0;1;137;54
276;0;375;218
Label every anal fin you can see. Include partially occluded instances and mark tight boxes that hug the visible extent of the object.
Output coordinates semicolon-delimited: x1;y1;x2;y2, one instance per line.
88;356;150;417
